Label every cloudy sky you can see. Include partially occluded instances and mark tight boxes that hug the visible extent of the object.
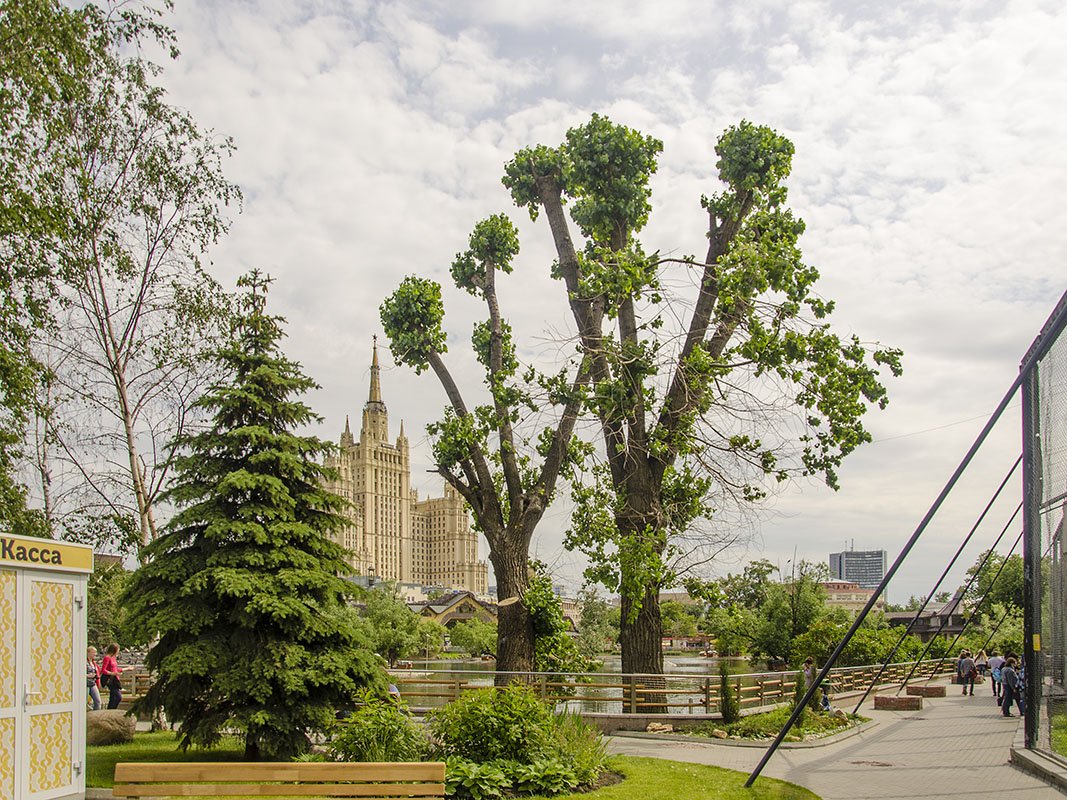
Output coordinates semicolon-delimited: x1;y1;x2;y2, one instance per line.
147;0;1065;600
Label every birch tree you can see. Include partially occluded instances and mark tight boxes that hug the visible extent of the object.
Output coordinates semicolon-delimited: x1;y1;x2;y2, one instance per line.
1;0;240;545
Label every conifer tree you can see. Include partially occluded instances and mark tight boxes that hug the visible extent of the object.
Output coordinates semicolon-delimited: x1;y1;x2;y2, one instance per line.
124;271;383;760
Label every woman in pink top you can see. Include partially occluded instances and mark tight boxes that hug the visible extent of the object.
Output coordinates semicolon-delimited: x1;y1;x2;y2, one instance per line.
100;643;122;710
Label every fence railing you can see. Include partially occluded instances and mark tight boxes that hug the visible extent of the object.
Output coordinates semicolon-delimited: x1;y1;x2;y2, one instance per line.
109;658;953;717
384;659;955;715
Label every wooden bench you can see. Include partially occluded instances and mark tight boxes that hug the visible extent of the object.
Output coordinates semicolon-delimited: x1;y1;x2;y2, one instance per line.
113;762;446;799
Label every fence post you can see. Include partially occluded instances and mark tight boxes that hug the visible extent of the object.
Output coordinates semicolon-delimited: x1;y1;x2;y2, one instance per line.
704;678;712;713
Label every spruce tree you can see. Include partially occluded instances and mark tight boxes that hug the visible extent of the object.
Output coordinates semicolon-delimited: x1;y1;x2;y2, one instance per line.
124;271;384;760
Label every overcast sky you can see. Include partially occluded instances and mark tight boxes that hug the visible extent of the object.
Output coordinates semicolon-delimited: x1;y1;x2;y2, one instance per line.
147;0;1065;600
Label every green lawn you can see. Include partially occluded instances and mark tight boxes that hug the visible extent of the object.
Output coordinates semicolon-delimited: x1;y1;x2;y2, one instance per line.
88;736;819;799
531;757;819;800
87;731;245;788
1051;708;1067;757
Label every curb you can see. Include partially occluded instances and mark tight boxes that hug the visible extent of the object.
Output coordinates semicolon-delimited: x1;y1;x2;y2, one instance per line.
1009;719;1067;795
611;718;878;749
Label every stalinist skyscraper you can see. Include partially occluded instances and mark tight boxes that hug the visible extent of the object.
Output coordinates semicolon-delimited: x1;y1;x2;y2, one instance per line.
324;341;488;595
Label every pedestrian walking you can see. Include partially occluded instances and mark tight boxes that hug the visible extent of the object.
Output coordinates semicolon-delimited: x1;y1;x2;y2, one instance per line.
987;651;1005;700
1001;656;1023;717
975;649;989;677
86;646;101;711
957;650;976;696
100;643;123;710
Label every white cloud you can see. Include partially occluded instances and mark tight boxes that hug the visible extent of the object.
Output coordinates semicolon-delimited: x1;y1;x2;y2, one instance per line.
140;0;1067;599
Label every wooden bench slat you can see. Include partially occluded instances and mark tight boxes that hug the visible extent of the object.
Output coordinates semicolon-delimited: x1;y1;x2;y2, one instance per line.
113;784;446;797
114;763;445;783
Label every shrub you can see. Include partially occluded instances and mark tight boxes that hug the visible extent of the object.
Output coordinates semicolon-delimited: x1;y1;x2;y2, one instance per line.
327;692;426;762
429;685;555;763
508;759;579;796
792;671;808;728
444;758;511;800
719;662;740;724
549;710;608;785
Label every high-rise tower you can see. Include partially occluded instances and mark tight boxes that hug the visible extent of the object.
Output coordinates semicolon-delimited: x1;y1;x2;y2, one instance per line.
324;342;488;594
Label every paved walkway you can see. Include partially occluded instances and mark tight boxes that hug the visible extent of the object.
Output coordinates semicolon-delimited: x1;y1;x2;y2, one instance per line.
607;685;1060;799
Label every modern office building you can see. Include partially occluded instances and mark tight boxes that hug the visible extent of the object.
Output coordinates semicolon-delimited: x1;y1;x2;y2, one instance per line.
323;342;489;595
829;548;887;590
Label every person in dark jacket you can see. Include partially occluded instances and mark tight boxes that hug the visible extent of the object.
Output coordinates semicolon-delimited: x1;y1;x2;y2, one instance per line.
1001;656;1023;717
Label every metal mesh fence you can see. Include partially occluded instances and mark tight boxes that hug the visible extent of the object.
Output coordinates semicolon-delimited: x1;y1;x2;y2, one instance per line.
1025;291;1067;758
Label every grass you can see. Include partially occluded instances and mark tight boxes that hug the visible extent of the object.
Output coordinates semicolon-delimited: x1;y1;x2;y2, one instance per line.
89;737;819;799
680;705;863;742
528;757;818;800
1051;708;1067;757
87;731;245;788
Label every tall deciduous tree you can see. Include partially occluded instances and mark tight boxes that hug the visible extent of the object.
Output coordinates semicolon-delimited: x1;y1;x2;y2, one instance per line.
502;115;901;677
1;0;239;545
380;216;589;678
124;272;383;760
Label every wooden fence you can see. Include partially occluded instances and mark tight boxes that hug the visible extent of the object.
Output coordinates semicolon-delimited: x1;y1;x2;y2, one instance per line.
385;659;955;715
111;659;953;717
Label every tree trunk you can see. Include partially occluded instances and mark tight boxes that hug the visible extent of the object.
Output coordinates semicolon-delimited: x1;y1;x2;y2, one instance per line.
490;542;534;684
243;733;260;761
620;587;666;712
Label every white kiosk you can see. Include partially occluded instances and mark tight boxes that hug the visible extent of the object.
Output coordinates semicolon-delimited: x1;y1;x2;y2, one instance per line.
0;533;92;800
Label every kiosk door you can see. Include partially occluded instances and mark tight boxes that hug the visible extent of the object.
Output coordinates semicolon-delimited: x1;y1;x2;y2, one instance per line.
0;568;82;800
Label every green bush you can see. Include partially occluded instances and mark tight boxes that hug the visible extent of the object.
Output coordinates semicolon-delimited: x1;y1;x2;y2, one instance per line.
719;662;740;724
429;685;556;763
328;692;426;762
444;758;512;800
792;671;807;728
508;759;580;796
549;710;608;785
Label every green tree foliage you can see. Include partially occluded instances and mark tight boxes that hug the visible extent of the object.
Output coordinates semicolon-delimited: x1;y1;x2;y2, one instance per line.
660;600;699;639
574;588;618;659
360;585;428;667
123;272;383;760
966;551;1025;613
380;213;591;678
0;0;238;544
718;661;740;724
449;617;498;658
86;561;129;650
524;562;595;675
499;115;901;675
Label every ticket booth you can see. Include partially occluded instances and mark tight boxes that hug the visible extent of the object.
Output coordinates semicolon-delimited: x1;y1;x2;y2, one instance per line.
0;533;93;800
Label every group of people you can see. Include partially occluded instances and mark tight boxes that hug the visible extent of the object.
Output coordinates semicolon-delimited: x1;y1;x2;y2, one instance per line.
956;648;1025;717
86;643;123;711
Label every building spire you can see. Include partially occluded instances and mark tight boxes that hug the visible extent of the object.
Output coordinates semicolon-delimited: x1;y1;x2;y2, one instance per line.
362;336;388;440
369;335;382;404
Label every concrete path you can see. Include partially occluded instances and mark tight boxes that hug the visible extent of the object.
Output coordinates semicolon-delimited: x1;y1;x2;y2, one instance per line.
607;686;1060;798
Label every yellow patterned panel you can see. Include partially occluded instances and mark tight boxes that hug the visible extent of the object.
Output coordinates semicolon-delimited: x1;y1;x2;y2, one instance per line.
29;712;71;794
0;571;14;710
30;581;72;705
0;717;13;800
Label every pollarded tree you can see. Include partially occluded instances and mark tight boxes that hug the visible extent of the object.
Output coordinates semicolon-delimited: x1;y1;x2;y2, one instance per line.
502;115;901;676
380;216;590;677
124;271;384;760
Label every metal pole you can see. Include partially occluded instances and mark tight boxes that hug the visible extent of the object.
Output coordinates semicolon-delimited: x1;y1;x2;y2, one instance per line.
746;292;1067;788
896;506;1019;691
851;456;1021;714
745;370;1025;787
1021;363;1042;748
